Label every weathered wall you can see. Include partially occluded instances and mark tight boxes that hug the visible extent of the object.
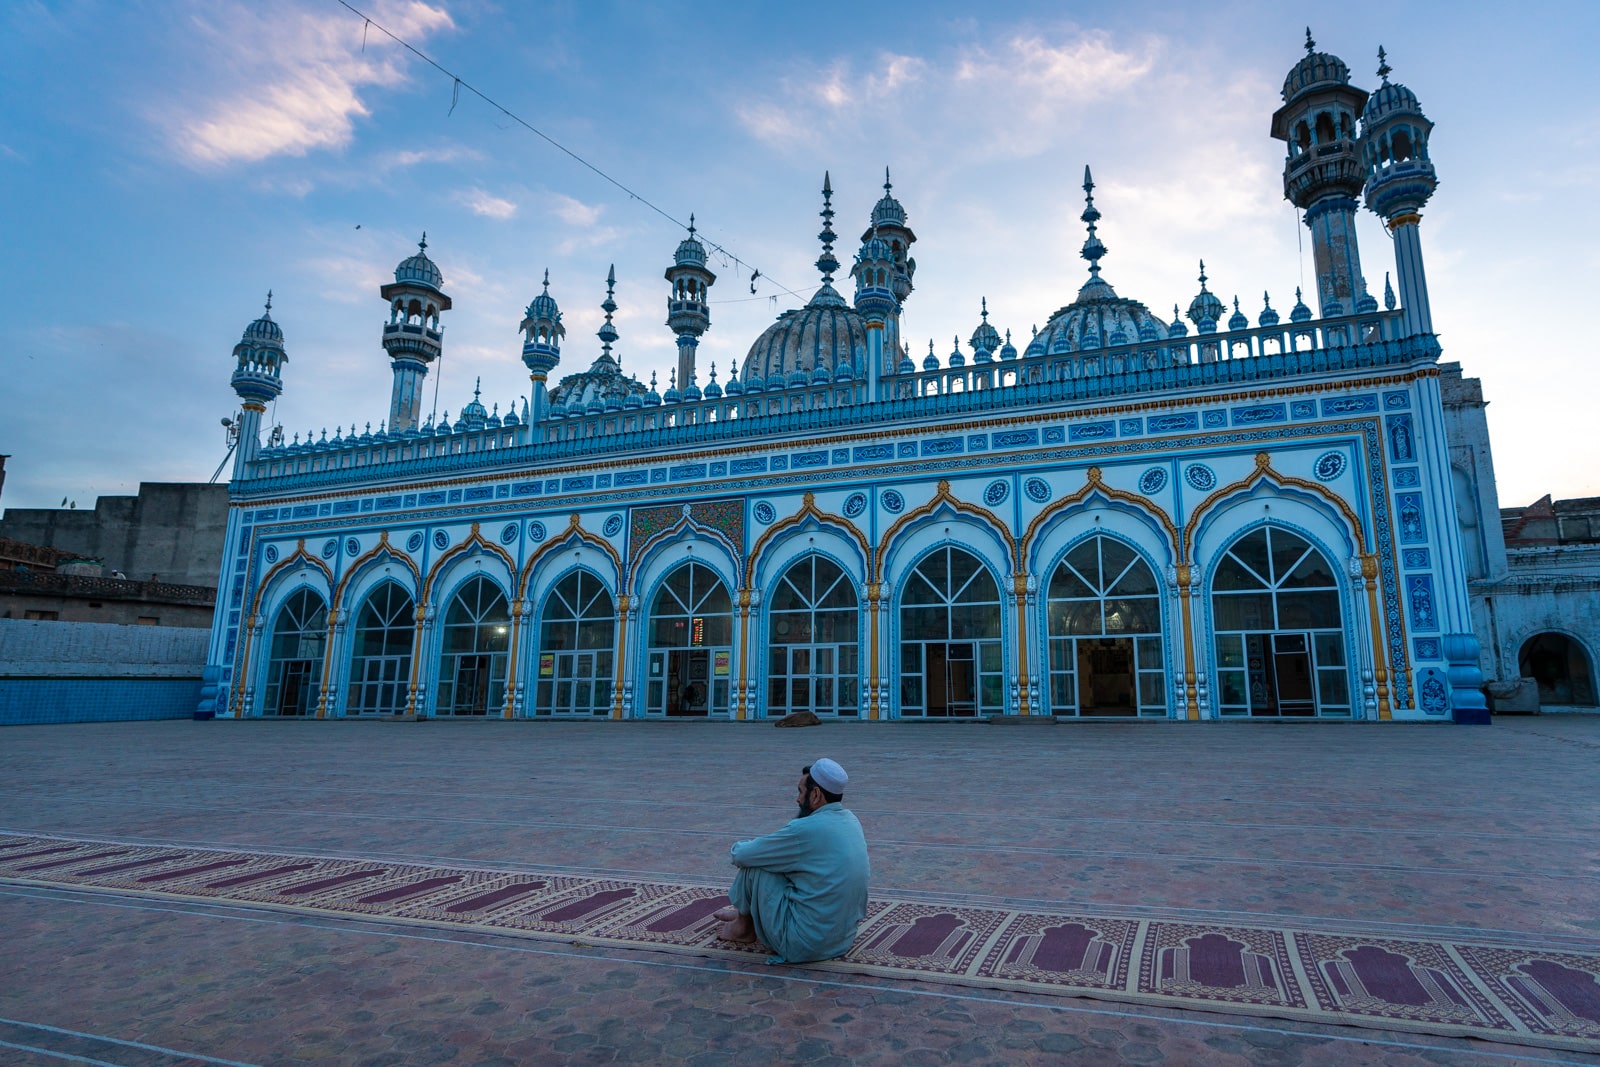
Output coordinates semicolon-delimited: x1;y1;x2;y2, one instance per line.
0;571;215;626
0;483;228;587
0;618;208;724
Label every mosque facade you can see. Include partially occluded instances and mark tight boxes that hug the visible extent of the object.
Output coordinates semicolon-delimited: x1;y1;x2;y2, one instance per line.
200;40;1495;724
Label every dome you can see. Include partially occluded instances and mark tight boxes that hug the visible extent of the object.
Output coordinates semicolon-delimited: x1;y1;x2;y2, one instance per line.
243;311;283;345
459;379;489;429
998;330;1018;360
1227;297;1249;332
674;218;708;268
1290;287;1313;323
741;285;870;385
1281;35;1353;102
1259;293;1280;327
1034;289;1168;358
524;277;561;324
870;169;907;229
1363;52;1425;123
550;352;649;411
394;234;444;291
969;298;1002;356
1186;263;1226;329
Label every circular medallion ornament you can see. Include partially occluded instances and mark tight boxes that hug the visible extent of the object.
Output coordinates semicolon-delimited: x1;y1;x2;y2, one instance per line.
1314;451;1347;482
881;490;905;514
603;514;624;537
1138;467;1168;495
1184;464;1216;492
264;545;279;565
405;532;424;553
1024;477;1051;504
528;521;547;543
984;480;1009;506
499;522;520;545
432;530;450;551
753;501;776;525
320;538;338;559
345;537;360;557
843;493;867;518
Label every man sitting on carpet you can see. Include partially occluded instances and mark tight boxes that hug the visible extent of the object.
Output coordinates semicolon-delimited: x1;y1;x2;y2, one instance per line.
714;758;869;963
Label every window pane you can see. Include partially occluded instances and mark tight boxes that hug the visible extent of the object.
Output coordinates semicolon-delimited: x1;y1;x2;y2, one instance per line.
1216;633;1244;668
1048;565;1094;600
1065;541;1100;590
903;606;948;640
980;675;1003;709
1229;530;1272;584
1213;593;1273;631
1138;672;1166;708
1059;600;1102;636
1212;554;1266;591
980;642;1001;672
1218;669;1248;706
1317;669;1349;707
1109;557;1158;596
1269;529;1312;586
1276;591;1341;629
1136;635;1164;668
1050;674;1075;709
1313;632;1346;667
1049;639;1073;671
1281;551;1338;589
1104;597;1159;634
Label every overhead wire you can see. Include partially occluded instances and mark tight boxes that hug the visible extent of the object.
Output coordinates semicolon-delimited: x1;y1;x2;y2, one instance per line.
332;0;809;306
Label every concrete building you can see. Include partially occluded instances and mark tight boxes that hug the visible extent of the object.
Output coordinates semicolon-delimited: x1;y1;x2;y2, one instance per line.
199;40;1506;726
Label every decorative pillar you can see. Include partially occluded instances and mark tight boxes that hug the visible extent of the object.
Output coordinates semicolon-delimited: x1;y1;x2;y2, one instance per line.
315;608;341;718
1361;554;1393;719
1176;563;1199;720
502;597;527;719
611;594;631;720
736;588;752;720
1012;572;1032;715
866;582;883;720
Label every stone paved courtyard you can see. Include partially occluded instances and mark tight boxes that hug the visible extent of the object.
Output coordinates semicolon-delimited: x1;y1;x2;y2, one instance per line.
2;715;1598;1066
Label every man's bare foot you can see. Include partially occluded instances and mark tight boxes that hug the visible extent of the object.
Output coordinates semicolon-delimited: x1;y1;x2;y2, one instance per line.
713;905;739;923
716;913;757;943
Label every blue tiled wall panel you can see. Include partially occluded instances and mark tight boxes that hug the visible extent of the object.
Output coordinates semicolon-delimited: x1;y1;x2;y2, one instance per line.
0;679;202;725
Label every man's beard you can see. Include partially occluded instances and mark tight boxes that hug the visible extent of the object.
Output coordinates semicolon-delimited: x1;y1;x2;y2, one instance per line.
796;799;815;818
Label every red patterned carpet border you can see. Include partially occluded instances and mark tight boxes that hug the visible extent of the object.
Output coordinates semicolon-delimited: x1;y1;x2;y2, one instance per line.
4;833;1598;1055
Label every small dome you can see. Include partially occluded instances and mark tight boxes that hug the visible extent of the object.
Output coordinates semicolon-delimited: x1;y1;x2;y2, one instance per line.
948;337;966;368
896;350;916;375
1187;263;1226;328
459;379;489;428
969;298;1002;356
623;386;643;409
1281;32;1353;102
674;218;708;268
394;234;444;291
1168;305;1189;338
524;272;561;324
1258;293;1280;327
724;374;743;396
243;312;283;344
871;169;907;229
502;403;520;427
704;376;723;400
998;330;1018;360
1227;297;1249;332
1363;52;1425;124
1290;287;1313;323
922;342;940;371
550;351;649;411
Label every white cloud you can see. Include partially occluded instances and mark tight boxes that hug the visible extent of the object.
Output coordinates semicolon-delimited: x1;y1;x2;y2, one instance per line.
457;188;519;219
382;145;484;170
168;0;453;167
551;193;604;227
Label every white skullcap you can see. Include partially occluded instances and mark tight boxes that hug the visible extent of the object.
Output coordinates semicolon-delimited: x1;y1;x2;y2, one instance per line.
808;758;848;794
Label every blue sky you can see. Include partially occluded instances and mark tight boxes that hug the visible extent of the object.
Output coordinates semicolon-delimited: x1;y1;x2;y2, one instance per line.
2;0;1594;514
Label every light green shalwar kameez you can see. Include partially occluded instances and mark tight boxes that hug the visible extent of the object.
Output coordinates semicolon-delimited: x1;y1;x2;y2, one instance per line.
728;803;869;963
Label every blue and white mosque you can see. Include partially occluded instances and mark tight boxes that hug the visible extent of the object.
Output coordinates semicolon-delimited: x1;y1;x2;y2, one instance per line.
202;39;1492;724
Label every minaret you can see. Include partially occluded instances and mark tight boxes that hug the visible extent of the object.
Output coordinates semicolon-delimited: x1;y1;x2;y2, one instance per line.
597;264;620;371
859;168;916;372
1360;47;1439;336
1270;30;1370;317
380;234;452;432
229;292;286;480
520;269;564;425
664;215;715;392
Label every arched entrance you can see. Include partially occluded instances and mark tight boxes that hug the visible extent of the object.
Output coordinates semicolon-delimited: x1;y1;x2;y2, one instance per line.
347;582;414;716
435;576;510;716
766;555;859;717
534;571;615;716
898;546;1003;717
645;562;732;716
1519;633;1597;706
1211;527;1351;718
262;588;327;716
1045;536;1166;717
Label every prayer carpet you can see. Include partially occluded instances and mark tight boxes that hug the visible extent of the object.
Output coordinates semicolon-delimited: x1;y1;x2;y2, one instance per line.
4;832;1598;1055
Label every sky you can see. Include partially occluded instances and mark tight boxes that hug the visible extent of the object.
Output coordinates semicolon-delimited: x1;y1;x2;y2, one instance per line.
2;0;1595;515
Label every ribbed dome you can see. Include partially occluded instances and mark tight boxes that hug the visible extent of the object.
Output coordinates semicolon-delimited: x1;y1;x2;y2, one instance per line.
550;353;647;409
1034;281;1168;357
394;235;444;291
243;311;282;344
1282;48;1353;101
742;285;869;384
1363;79;1422;124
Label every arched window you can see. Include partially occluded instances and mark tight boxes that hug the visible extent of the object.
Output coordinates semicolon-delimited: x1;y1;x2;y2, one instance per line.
1518;634;1596;706
348;582;414;716
646;563;732;716
899;547;1003;717
436;576;510;716
1392;129;1414;162
1211;528;1350;717
1046;537;1165;717
535;571;615;716
263;588;327;717
1315;112;1336;144
767;555;859;717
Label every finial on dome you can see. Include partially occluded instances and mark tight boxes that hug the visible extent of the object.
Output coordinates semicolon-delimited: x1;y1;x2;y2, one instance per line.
419;231;428;253
709;361;717;382
264;290;273;314
1080;165;1106;279
688;213;696;236
884;166;892;193
1304;27;1315;54
473;376;481;401
1376;46;1391;83
542;268;549;291
816;172;839;285
1198;260;1209;289
599;264;619;360
981;297;990;322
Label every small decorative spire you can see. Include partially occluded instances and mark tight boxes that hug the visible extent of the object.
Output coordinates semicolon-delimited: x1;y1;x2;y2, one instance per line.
1377;46;1391;83
264;290;273;314
1263;291;1273;310
542;268;550;291
473;376;481;400
650;370;658;389
598;264;619;359
884;166;892;194
1198;260;1209;289
816;172;839;284
1384;273;1396;310
1080;165;1106;279
688;213;696;236
378;419;385;434
418;231;428;253
981;297;990;323
1304;27;1316;54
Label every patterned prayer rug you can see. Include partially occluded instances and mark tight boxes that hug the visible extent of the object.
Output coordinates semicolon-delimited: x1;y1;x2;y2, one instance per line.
4;832;1598;1055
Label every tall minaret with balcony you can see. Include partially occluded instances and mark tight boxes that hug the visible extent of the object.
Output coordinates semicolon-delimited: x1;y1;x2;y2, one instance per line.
853;229;897;400
380;234;452;432
1270;31;1370;317
229;293;286;480
520;270;564;426
664;216;715;392
858;168;916;373
1360;48;1439;336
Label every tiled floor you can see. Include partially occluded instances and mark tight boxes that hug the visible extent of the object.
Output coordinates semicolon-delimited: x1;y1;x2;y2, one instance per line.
2;715;1598;1065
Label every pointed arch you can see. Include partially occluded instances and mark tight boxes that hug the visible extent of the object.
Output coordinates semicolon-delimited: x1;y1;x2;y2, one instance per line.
1022;467;1178;574
745;492;869;588
519;514;622;599
232;541;333;717
422;523;517;606
332;532;421;615
1184;453;1366;562
626;510;743;593
874;480;1015;580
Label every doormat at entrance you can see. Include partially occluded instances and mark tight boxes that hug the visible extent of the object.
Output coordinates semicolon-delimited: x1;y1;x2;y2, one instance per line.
4;832;1599;1055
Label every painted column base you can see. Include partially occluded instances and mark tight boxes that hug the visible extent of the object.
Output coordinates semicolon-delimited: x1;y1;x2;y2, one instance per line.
1442;633;1491;725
